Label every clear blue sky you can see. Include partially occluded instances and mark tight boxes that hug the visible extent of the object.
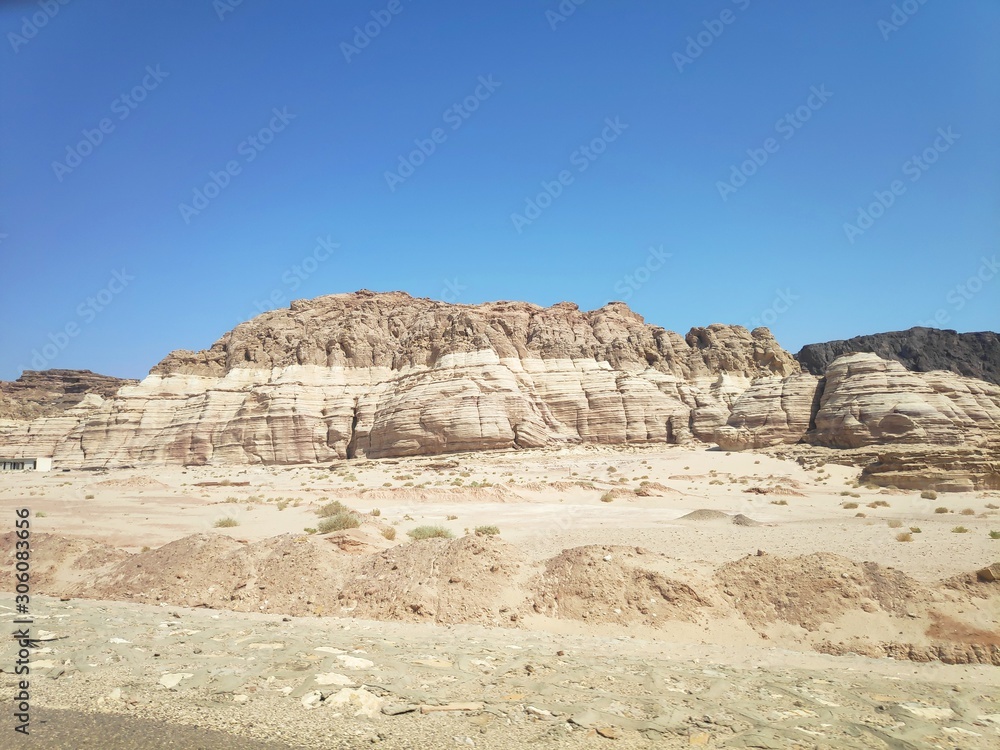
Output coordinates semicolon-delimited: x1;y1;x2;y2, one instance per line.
1;0;998;380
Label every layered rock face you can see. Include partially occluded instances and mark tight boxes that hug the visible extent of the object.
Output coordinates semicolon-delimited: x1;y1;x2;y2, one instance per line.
0;369;138;421
714;353;1000;455
0;292;798;467
797;327;1000;385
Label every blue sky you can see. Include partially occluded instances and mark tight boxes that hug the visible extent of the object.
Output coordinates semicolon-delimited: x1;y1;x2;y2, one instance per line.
1;0;997;380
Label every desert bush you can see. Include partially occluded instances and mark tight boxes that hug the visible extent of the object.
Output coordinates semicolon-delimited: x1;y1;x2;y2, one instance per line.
910;527;922;533
225;496;240;503
600;492;614;502
304;527;317;534
989;530;1000;540
895;532;913;542
951;526;969;534
921;490;938;500
317;513;360;534
960;508;976;516
35;511;47;518
934;507;949;514
316;500;351;517
769;499;788;506
370;508;381;517
475;525;500;537
407;525;453;540
867;500;890;508
842;502;859;509
382;527;397;541
214;517;239;528
985;503;999;510
85;494;95;499
446;514;458;520
887;519;903;528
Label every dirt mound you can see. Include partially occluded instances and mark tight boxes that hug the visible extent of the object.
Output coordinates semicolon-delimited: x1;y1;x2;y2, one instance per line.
716;552;925;632
0;532;128;592
731;514;762;527
337;535;525;625
529;545;710;626
75;533;353;616
678;509;731;521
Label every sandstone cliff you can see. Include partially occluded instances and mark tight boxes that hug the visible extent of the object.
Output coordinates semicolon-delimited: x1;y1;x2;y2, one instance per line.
0;370;137;421
2;293;997;470
797;327;1000;385
0;292;798;467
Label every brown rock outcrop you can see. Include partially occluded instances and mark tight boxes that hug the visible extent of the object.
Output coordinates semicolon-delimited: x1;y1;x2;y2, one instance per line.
0;369;136;420
0;292;798;467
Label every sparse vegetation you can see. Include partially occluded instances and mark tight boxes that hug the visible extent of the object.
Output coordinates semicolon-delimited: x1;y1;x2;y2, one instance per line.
986;503;999;510
407;525;454;540
769;499;788;506
214;517;240;528
317;513;360;534
446;514;458;520
600;492;614;502
960;508;976;516
887;520;902;528
867;500;890;508
921;490;938;500
382;527;397;541
35;511;47;518
475;525;500;537
895;532;913;542
316;500;351;517
842;502;859;509
989;530;1000;540
951;526;969;534
910;527;922;533
85;494;95;499
304;527;317;534
934;507;949;514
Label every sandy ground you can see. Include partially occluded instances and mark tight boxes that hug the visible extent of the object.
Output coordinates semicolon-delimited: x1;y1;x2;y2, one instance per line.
2;444;1000;748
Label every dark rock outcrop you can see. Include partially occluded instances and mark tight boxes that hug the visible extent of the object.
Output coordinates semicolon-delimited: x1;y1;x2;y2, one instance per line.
796;328;1000;385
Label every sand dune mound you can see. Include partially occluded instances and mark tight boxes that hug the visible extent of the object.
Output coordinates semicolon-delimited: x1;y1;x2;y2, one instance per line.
716;552;925;632
337;535;525;625
0;532;128;591
75;533;353;615
731;514;762;526
529;545;710;626
678;509;731;521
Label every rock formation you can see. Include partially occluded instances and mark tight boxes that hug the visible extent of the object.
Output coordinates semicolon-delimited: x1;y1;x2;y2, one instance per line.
0;291;797;467
797;327;1000;385
1;293;997;472
0;369;137;421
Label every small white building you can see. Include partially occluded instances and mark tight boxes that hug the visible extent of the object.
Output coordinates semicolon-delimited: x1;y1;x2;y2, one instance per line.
0;457;52;471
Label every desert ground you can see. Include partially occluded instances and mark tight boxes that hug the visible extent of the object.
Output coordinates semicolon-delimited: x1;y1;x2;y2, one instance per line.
3;444;1000;748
